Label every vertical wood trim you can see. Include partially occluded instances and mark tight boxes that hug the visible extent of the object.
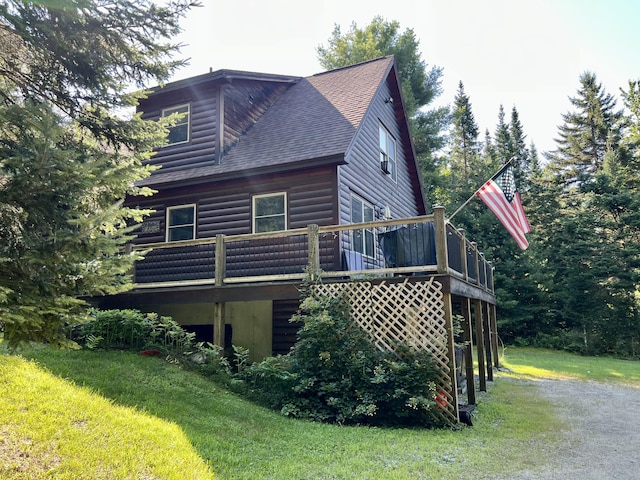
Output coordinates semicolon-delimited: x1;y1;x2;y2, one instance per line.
483;302;494;381
433;206;448;274
474;298;487;392
462;297;476;405
215;234;226;285
216;83;225;163
442;292;460;421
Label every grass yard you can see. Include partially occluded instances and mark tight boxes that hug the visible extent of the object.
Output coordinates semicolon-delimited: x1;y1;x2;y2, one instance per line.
2;345;637;479
1;346;574;480
500;346;640;386
0;352;214;480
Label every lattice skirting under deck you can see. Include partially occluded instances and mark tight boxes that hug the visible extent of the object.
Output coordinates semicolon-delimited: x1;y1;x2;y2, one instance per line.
313;278;457;425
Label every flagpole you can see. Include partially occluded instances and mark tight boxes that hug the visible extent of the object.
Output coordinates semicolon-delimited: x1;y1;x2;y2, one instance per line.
446;157;515;223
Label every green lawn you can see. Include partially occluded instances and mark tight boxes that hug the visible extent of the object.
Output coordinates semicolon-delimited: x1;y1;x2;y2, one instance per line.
500;346;640;385
2;346;637;479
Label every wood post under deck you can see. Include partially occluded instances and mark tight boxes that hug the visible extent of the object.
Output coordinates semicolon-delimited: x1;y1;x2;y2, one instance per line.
461;297;476;405
442;291;460;420
474;298;487;392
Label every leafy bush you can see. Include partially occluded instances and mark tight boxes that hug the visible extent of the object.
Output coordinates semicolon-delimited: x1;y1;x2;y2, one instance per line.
242;288;441;427
69;309;231;376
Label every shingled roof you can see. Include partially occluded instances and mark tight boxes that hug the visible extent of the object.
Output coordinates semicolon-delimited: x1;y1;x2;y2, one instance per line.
139;56;396;187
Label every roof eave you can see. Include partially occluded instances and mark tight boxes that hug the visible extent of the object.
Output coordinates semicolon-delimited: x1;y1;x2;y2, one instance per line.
148;69;301;95
139;154;347;190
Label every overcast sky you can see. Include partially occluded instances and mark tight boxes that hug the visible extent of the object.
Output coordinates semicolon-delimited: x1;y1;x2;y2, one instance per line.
170;0;640;155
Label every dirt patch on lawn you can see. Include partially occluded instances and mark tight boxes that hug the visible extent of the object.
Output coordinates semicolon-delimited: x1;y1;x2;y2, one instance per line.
503;378;640;479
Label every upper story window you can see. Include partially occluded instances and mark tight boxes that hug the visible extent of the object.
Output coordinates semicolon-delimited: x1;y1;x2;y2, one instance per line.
350;194;375;257
162;104;190;145
253;193;287;233
166;204;196;242
379;124;397;182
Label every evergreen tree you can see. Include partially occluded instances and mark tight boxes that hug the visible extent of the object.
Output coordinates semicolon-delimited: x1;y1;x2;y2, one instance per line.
482;128;497;166
528;142;541;175
0;0;197;346
494;105;512;163
509;106;530;177
449;81;480;189
536;72;639;356
548;71;623;188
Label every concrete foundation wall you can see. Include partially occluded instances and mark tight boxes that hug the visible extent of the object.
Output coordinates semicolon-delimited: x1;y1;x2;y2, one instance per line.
145;301;273;362
225;300;273;362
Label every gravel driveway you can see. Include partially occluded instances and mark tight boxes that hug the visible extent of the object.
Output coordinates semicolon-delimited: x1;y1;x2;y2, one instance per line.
503;377;640;479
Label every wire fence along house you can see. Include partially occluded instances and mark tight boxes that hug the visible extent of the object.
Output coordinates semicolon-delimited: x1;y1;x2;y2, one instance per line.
102;57;499;424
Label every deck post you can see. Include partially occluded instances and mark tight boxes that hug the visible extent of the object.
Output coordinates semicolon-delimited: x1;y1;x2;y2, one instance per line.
471;242;479;285
433;206;448;274
458;229;468;281
214;235;226;351
213;302;225;349
442;292;460;422
490;303;500;368
488;261;495;293
474;298;487;392
483;302;494;381
307;224;320;280
462;297;476;405
215;234;226;286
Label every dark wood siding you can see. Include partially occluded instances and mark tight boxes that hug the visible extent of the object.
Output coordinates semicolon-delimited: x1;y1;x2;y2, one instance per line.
139;84;218;172
272;299;301;355
131;165;340;282
138;79;291;174
339;76;422;226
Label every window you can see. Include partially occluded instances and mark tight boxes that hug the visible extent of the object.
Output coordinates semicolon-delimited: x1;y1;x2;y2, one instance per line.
351;195;375;257
162;104;190;145
253;193;287;233
166;204;196;242
379;124;397;181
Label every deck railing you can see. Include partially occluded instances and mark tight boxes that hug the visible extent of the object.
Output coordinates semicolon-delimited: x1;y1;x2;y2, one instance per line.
130;206;494;293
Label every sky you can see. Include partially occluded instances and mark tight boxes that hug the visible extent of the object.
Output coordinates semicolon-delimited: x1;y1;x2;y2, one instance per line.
169;0;640;155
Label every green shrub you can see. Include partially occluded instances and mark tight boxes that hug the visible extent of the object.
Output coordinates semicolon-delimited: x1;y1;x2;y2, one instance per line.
243;287;440;427
69;308;231;376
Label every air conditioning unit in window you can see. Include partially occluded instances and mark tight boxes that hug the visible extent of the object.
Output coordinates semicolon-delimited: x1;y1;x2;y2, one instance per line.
380;153;391;174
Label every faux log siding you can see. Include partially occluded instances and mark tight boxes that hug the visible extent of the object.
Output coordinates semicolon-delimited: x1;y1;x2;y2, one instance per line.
272;299;302;355
338;77;422;227
139;85;218;173
136;244;215;283
137;80;292;174
132;165;340;282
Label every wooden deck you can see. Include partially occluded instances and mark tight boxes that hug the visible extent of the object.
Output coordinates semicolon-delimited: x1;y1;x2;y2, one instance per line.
110;207;499;423
128;207;495;302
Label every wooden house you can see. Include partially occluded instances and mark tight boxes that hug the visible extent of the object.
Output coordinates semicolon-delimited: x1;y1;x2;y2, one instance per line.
101;56;498;424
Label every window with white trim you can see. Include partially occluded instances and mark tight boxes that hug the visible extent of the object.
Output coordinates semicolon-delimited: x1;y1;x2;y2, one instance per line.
350;195;375;257
379;124;397;181
166;204;196;242
162;104;190;145
253;193;287;233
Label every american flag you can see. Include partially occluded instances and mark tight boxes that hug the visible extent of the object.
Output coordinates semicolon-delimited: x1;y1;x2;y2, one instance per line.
476;164;531;250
